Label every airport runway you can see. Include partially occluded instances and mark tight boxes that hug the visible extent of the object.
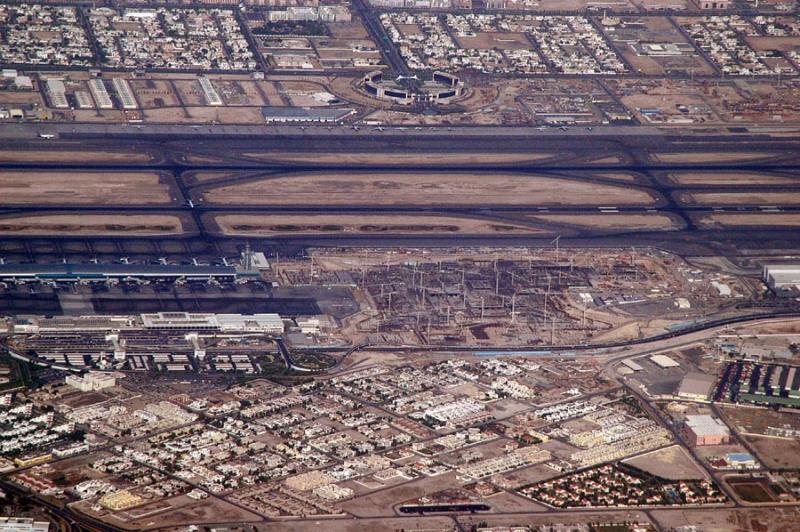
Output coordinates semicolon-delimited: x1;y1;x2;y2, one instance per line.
1;131;800;264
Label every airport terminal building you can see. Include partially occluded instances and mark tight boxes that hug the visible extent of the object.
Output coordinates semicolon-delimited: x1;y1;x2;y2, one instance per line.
0;263;257;283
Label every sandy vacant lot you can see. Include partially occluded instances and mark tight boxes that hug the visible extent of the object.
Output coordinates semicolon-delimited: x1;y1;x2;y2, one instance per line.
0;150;154;163
203;172;656;206
239;152;557;165
214;214;545;236
651;507;800;532
652;152;778;163
624;445;707;480
253;516;457;532
585;155;624;164
0;214;186;236
680;192;800;205
591;171;640;182
0;171;173;205
698;213;800;227
667;172;798;185
745;435;800;469
182;170;243;184
746;35;800;53
531;213;677;231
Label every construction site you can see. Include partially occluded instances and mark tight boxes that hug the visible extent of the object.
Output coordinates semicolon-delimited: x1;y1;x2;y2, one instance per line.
274;246;757;347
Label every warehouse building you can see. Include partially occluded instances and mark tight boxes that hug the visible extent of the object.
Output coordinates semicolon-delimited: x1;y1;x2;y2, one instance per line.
621;358;643;372
763;264;800;296
677;372;716;401
112;78;138;109
88;78;114;109
75;90;94;109
684;414;730;446
199;77;223;106
650;354;680;368
14;75;33;91
45;79;68;108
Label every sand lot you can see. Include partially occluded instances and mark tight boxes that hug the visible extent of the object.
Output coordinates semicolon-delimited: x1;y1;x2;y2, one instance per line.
624;445;707;480
203;172;656;206
531;213;677;230
746;35;800;53
0;150;154;163
0;171;173;205
652;152;779;163
651;507;800;532
591;171;640;182
182;170;244;184
745;435;800;469
0;214;186;236
239;152;557;165
667;171;798;185
680;192;800;205
130;79;181;108
214;214;545;236
697;213;800;227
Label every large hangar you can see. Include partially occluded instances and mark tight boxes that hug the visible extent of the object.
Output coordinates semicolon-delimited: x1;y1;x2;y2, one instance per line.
763;264;800;296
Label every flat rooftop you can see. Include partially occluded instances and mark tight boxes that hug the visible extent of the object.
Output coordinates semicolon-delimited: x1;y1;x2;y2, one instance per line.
685;414;730;437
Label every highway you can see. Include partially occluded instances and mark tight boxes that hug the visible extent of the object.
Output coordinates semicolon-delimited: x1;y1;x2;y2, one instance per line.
329;310;800;355
7;311;800;375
